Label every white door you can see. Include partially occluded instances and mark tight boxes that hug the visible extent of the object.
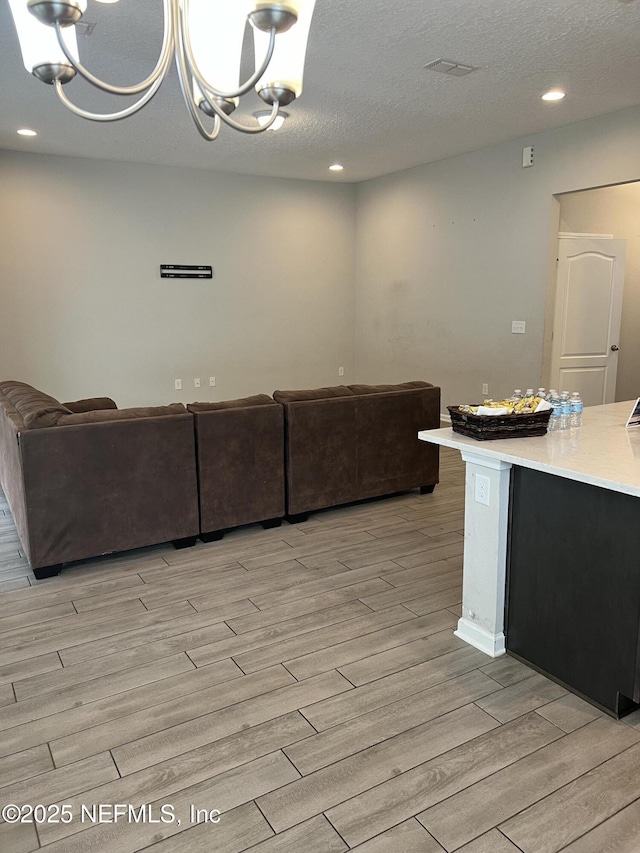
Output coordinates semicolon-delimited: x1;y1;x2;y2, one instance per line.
550;236;626;406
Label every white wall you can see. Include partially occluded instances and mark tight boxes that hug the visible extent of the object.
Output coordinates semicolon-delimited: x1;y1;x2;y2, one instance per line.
559;182;640;403
0;151;356;407
355;104;640;411
5;104;640;414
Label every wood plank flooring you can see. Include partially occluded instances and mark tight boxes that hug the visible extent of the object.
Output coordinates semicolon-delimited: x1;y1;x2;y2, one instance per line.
1;449;640;851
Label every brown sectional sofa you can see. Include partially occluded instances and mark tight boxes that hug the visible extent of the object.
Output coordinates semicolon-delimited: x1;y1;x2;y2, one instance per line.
273;381;441;520
0;381;199;579
0;379;441;578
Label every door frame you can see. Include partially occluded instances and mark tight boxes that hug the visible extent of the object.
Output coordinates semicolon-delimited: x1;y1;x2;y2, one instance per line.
543;184;640;394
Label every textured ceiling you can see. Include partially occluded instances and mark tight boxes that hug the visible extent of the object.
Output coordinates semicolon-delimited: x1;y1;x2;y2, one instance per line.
1;0;640;182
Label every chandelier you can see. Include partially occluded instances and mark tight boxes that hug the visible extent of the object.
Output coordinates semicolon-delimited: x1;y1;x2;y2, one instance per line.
7;0;317;140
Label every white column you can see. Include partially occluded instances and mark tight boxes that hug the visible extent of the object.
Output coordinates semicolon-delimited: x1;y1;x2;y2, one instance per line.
455;450;512;657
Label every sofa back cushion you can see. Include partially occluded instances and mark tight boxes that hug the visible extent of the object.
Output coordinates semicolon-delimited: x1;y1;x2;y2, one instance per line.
192;398;285;532
62;397;118;414
348;381;433;395
0;381;40;398
0;387;22;429
188;395;275;413
0;381;71;429
56;404;186;426
282;395;359;514
273;385;353;403
355;386;440;491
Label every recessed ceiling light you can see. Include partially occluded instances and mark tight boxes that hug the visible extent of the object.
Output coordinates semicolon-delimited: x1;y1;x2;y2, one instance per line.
542;90;566;101
253;110;288;131
329;164;344;172
17;128;37;136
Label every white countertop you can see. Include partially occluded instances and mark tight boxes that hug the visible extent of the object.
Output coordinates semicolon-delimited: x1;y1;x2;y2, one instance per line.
419;400;640;498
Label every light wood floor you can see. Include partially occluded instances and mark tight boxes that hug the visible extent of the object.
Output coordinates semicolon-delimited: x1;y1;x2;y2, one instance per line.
2;448;640;852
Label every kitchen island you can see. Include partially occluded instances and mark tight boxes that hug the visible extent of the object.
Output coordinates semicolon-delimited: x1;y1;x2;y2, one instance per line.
419;400;640;716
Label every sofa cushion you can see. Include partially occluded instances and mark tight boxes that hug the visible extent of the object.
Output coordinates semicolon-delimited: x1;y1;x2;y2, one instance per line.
0;380;40;397
56;404;186;426
348;381;433;395
273;385;354;403
188;395;275;413
0;382;72;429
62;397;118;414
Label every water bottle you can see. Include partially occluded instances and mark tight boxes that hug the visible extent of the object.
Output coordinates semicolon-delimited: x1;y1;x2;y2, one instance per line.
512;389;522;402
560;391;571;430
570;392;583;427
525;388;534;398
537;387;547;400
548;390;561;431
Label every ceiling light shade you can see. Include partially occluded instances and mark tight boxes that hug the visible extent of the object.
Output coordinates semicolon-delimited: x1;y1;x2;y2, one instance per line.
189;0;252;114
8;0;80;83
17;128;38;135
6;0;317;141
329;163;344;171
253;0;316;105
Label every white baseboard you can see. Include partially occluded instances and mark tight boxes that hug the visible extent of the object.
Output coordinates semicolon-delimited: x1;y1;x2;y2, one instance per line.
455;618;506;658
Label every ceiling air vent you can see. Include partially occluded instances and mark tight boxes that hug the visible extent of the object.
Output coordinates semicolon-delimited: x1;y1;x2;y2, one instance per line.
424;59;477;77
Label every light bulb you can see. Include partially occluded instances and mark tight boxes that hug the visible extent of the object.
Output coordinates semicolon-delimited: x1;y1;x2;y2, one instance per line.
542;90;566;101
254;110;287;130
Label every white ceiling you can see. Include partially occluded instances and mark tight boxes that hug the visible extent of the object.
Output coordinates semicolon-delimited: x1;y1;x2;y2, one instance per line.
1;0;640;183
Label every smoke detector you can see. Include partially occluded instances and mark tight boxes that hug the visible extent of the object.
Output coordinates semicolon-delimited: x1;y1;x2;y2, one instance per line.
424;58;477;77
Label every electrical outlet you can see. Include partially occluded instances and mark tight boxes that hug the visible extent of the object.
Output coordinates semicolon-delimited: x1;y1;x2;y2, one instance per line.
482;383;489;396
174;379;182;391
194;378;201;388
475;474;490;506
338;367;345;377
512;320;526;334
209;376;216;387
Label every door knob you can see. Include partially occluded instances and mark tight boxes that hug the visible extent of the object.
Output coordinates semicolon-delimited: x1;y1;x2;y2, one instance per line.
611;344;620;351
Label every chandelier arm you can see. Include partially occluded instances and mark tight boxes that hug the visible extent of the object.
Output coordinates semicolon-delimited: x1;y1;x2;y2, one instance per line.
181;0;277;101
53;74;165;122
173;2;223;141
203;93;281;134
189;111;223;142
189;28;276;101
178;86;224;142
53;0;174;97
